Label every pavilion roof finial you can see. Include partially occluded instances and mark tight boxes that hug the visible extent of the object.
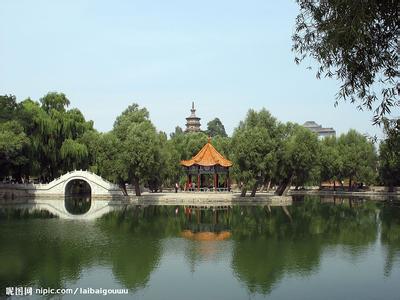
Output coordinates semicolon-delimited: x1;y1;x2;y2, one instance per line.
192;101;195;110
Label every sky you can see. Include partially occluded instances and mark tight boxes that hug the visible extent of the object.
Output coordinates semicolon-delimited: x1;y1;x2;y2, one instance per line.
0;0;397;138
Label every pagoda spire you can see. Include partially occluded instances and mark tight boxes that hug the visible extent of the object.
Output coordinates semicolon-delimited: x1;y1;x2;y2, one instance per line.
185;101;201;133
190;101;196;117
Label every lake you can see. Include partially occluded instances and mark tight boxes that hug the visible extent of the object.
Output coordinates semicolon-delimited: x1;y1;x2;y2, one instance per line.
0;196;399;299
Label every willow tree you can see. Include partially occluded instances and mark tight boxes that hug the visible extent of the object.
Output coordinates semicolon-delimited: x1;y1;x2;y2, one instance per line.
293;0;399;125
18;93;93;180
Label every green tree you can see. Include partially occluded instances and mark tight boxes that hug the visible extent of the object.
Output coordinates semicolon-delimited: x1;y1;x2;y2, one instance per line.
274;125;320;194
15;93;94;180
0;121;29;180
78;130;103;173
168;131;208;187
293;0;399;124
379;119;400;191
169;131;208;161
212;135;232;159
159;135;182;188
232;109;279;196
0;95;19;122
319;136;342;189
169;126;184;139
0;95;31;180
111;104;163;196
337;130;377;188
206;118;227;137
95;132;128;193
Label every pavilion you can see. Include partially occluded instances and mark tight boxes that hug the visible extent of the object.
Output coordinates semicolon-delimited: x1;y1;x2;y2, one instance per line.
180;138;232;192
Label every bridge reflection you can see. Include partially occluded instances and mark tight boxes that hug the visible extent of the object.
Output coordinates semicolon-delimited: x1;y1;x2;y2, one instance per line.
0;198;399;297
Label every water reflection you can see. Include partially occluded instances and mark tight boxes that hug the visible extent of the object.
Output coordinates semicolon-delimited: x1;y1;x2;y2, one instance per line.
181;206;231;241
64;179;92;215
0;197;399;298
64;196;91;215
230;198;379;294
380;202;400;276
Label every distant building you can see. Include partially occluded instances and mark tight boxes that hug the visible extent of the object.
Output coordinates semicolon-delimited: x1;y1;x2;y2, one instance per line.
303;121;336;138
185;102;201;133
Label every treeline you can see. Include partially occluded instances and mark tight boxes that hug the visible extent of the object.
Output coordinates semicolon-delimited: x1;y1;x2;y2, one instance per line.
1;93;399;195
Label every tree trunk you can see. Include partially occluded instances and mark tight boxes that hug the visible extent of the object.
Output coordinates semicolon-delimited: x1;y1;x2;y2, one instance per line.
250;181;259;197
240;187;247;197
275;183;283;196
259;177;269;192
133;177;141;196
119;182;128;196
275;175;293;196
349;176;352;191
333;180;336;191
281;180;292;196
266;180;271;192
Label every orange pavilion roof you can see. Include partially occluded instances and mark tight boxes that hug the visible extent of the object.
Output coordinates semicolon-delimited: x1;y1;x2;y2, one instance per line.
180;139;232;168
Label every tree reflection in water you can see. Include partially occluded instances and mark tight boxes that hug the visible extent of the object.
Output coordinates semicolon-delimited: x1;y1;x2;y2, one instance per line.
96;206;182;291
230;197;380;295
380;201;400;276
0;197;399;297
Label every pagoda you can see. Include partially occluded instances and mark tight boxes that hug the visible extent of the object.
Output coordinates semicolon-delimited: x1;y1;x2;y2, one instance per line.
181;138;232;192
185;102;201;133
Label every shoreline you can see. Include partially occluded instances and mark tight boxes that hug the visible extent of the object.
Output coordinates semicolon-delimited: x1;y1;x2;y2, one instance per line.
1;189;399;203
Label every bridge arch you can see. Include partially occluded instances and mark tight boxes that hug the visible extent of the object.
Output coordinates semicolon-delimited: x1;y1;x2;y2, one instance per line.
51;170;123;197
64;177;93;215
64;178;92;197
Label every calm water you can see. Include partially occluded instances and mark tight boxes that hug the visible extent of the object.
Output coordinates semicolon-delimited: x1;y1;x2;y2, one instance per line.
0;196;399;299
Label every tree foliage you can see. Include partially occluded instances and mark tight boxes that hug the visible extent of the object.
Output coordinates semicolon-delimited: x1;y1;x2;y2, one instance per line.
232;109;280;196
96;104;165;196
206;118;227;137
0;121;29;179
379;119;400;189
0;93;386;193
293;0;399;124
337;129;377;187
0;93;94;181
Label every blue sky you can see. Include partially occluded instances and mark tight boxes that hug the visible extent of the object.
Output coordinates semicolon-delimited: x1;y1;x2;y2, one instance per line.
1;0;397;138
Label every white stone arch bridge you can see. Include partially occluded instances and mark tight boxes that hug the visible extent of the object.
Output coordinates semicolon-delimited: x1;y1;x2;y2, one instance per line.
41;170;123;197
0;170;126;219
0;170;124;198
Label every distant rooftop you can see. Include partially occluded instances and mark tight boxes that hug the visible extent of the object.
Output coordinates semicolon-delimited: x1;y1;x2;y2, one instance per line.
303;121;336;137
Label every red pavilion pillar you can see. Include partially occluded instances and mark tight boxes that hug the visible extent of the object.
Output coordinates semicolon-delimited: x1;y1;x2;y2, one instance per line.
227;170;230;191
188;174;192;191
197;167;200;192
